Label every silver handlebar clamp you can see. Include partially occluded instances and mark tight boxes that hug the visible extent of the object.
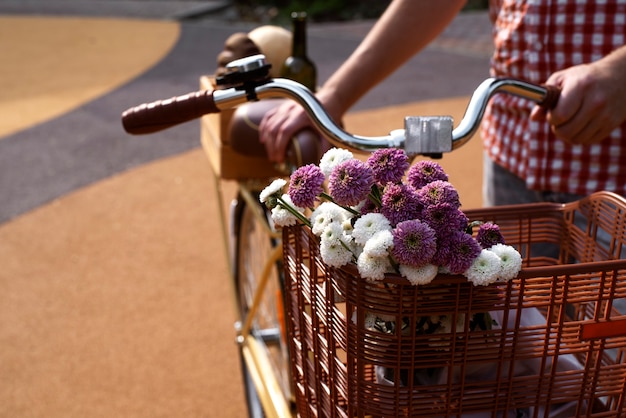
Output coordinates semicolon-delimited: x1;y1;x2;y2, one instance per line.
404;116;453;157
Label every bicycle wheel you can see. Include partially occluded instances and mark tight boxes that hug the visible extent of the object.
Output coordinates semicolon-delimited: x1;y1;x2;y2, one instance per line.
233;192;292;417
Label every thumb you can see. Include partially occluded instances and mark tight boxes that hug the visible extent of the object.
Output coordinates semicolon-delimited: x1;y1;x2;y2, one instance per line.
530;104;547;122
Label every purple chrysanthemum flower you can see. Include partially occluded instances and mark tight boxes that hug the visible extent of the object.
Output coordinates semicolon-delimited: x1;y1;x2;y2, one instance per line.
431;234;453;267
407;160;449;189
422;202;468;235
380;183;422;226
417;180;461;209
328;159;374;206
476;222;506;249
288;164;325;208
366;148;410;185
391;219;437;267
442;230;482;274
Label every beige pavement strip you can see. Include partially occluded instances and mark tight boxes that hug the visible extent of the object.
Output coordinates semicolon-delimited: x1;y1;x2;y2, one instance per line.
0;16;179;138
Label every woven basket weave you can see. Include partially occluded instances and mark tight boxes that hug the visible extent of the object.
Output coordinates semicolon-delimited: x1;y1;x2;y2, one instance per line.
282;191;626;417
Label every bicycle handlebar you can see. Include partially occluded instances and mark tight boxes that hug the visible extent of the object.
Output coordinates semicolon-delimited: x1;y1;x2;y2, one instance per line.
121;55;559;157
122;89;220;135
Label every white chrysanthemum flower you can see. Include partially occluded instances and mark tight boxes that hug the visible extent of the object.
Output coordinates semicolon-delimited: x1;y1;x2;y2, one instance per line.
271;206;296;226
319;147;354;177
340;219;355;245
357;251;392;282
348;239;364;259
362;230;394;258
321;221;345;244
464;249;502;286
399;263;438;286
352;213;392;246
342;218;354;235
310;202;352;236
270;194;303;227
489;243;522;281
320;238;353;267
260;178;286;203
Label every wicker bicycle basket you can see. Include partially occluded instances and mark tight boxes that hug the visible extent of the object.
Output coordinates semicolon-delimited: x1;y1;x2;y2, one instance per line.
281;191;626;417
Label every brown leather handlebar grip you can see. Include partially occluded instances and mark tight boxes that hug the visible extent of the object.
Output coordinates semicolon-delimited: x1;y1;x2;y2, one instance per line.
121;89;219;135
538;85;561;109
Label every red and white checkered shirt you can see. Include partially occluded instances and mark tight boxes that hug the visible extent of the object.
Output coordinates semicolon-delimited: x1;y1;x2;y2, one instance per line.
482;0;626;195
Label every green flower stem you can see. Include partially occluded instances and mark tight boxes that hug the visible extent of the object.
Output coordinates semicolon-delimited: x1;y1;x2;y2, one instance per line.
368;186;383;208
387;256;400;273
276;196;312;227
319;192;360;216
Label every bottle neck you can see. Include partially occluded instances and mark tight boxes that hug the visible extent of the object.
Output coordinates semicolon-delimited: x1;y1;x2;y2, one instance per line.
291;13;307;57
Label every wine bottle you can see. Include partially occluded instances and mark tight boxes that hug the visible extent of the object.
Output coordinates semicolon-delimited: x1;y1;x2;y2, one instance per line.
281;11;317;91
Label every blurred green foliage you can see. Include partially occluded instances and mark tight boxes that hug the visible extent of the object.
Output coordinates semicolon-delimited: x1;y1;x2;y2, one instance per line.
234;0;391;22
233;0;489;24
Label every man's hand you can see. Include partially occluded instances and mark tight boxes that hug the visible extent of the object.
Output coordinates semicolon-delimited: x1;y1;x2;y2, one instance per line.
259;89;343;163
531;46;626;145
259;101;311;163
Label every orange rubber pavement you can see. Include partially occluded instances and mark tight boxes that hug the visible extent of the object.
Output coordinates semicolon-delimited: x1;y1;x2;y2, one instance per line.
0;16;482;417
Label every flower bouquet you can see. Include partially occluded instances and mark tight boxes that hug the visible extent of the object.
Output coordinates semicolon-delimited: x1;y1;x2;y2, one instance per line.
261;147;522;288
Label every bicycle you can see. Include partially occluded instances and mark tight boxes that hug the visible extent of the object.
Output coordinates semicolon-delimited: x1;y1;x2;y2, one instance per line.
122;54;626;417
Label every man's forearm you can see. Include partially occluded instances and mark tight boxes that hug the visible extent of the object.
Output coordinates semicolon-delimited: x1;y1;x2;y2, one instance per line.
319;0;467;115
